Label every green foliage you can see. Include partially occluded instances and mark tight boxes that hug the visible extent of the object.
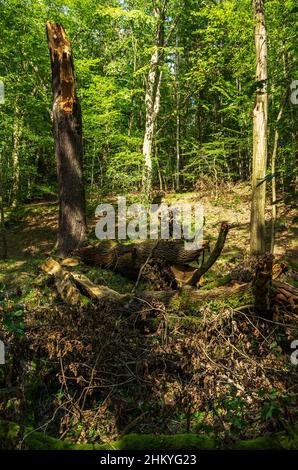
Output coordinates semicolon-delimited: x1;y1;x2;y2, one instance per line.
0;0;297;206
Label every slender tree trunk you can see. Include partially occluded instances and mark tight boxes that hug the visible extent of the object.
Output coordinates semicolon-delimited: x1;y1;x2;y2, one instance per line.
175;31;180;191
142;3;167;202
0;151;7;259
46;22;87;257
11;103;23;209
270;92;288;253
128;33;138;137
250;0;268;255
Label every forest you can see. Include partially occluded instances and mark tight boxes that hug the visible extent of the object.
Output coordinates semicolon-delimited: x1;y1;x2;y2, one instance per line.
0;0;298;454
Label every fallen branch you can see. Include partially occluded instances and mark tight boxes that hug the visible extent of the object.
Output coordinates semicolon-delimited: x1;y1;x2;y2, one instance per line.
71;272;130;303
186;222;230;286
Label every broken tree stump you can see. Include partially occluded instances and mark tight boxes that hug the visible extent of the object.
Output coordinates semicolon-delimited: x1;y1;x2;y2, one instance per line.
46;22;87;257
252;253;274;319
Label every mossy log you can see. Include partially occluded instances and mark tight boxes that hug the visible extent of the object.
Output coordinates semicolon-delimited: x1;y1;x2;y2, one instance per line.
143;283;249;306
1;420;297;450
143;280;298;311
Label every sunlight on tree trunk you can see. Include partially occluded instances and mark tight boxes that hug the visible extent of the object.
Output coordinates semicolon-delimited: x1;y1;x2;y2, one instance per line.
142;2;166;203
175;30;180;192
11;102;23;209
46;22;87;257
250;0;268;255
270;92;288;254
0;151;7;259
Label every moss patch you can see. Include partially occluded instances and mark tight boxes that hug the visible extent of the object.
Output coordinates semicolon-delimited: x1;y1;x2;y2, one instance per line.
1;420;298;450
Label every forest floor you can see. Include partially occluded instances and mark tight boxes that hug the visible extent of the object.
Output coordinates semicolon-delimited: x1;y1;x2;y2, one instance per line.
0;182;298;449
2;181;298;268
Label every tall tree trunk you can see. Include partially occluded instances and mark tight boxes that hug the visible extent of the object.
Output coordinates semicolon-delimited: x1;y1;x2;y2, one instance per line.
250;0;268;255
46;22;87;257
270;92;288;253
11;102;22;209
142;2;167;202
0;151;7;259
175;31;180;191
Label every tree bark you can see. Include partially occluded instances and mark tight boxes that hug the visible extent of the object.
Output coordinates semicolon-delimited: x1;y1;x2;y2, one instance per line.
77;239;210;280
175;31;180;191
250;0;268;255
142;2;167;202
252;253;273;318
0;158;7;259
46;22;87;257
270;92;288;253
11;102;23;209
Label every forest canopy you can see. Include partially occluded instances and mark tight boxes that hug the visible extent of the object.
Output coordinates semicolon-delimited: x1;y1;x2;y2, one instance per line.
0;0;297;203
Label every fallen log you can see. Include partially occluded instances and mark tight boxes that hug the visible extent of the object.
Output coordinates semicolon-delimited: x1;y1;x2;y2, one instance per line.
142;283;249;306
273;280;298;312
41;258;297;315
41;258;84;306
41;258;130;305
2;419;298;450
77;239;210;280
142;280;298;311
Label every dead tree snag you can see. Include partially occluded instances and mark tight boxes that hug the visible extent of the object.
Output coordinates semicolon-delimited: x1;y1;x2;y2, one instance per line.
46;22;87;257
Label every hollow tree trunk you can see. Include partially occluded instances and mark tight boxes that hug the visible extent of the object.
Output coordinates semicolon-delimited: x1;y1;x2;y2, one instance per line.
46;22;87;257
250;0;268;255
